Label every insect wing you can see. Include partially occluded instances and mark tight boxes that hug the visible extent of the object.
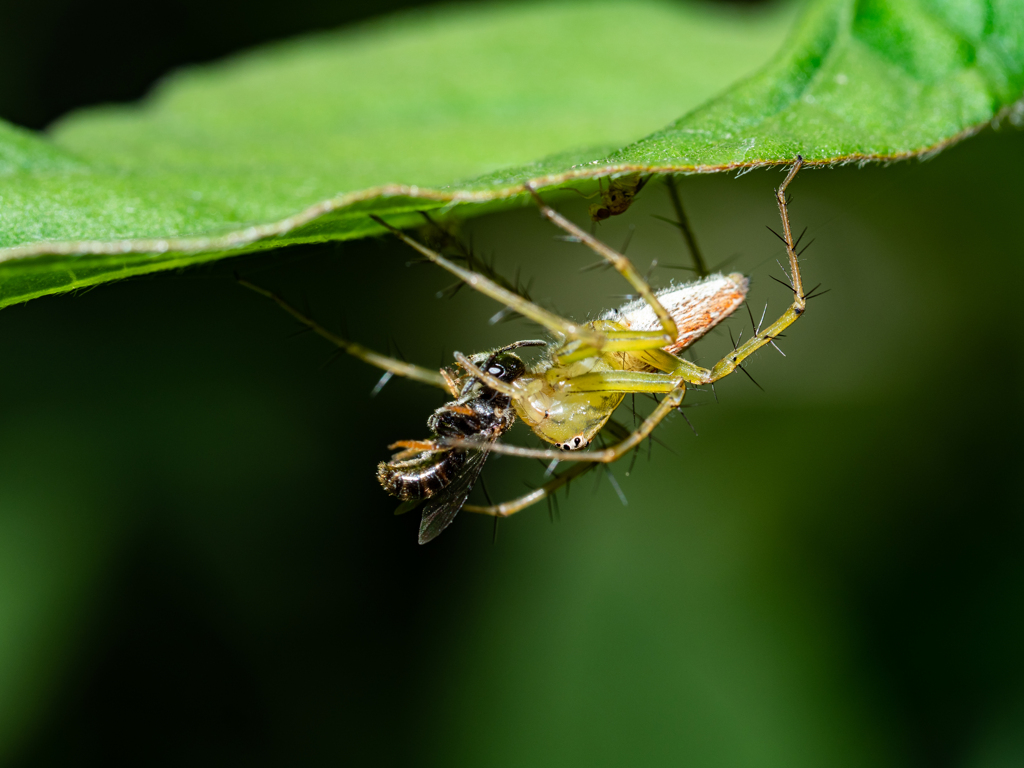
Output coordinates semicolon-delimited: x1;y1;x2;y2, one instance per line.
417;444;492;544
393;498;423;516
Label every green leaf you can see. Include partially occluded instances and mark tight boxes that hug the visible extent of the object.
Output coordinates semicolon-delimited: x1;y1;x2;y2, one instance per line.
0;0;1021;307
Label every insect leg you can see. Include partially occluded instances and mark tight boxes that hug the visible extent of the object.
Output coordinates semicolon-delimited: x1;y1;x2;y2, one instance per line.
524;182;678;347
238;277;448;390
371;215;606;349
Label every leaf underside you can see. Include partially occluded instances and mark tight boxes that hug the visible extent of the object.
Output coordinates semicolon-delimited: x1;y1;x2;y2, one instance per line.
0;0;1021;307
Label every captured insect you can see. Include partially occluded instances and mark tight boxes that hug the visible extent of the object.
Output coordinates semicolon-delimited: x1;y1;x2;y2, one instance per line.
376;340;545;543
589;172;649;221
242;157;815;544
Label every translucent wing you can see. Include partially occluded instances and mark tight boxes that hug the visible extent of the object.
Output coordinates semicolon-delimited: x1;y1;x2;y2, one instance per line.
393;498;423;516
417;443;493;545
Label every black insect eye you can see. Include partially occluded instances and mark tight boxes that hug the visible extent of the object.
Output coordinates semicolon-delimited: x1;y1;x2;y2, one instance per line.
573;437;582;447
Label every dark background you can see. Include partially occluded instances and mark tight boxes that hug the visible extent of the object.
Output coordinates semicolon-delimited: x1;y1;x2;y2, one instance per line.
0;1;1022;766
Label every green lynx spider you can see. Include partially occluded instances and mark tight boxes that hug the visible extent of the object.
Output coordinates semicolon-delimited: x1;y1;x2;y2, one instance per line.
244;157;810;521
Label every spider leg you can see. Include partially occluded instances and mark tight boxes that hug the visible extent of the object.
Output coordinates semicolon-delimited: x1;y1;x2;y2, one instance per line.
684;156;808;385
524;183;678;350
453;352;517;396
371;215;606;349
238;277;448;390
433;158;810;521
374;211;688;366
450;388;685;465
563;157;810;385
663;175;709;277
463;461;594;517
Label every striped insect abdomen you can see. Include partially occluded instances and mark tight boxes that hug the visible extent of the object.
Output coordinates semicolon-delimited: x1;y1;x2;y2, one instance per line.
377;449;467;501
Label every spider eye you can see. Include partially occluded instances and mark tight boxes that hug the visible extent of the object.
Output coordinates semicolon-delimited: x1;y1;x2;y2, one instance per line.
487;364;504;377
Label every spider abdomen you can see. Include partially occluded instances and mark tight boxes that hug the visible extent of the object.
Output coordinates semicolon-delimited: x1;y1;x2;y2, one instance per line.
603;272;749;353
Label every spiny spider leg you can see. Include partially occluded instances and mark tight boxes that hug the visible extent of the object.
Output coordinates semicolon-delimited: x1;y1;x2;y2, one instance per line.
663;175;709;278
448;388;685;465
453;352;517;396
512;156;811;389
523;182;678;349
369;214;606;349
695;156;807;384
454;155;809;472
238;277;448;390
372;213;691;366
460;389;684;516
463;460;594;517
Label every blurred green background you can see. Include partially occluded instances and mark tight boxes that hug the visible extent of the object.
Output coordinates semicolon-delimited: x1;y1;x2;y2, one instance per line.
1;0;1022;766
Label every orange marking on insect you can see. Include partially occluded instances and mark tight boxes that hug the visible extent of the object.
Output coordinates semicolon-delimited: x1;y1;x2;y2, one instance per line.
440;368;460;397
388;439;437;452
